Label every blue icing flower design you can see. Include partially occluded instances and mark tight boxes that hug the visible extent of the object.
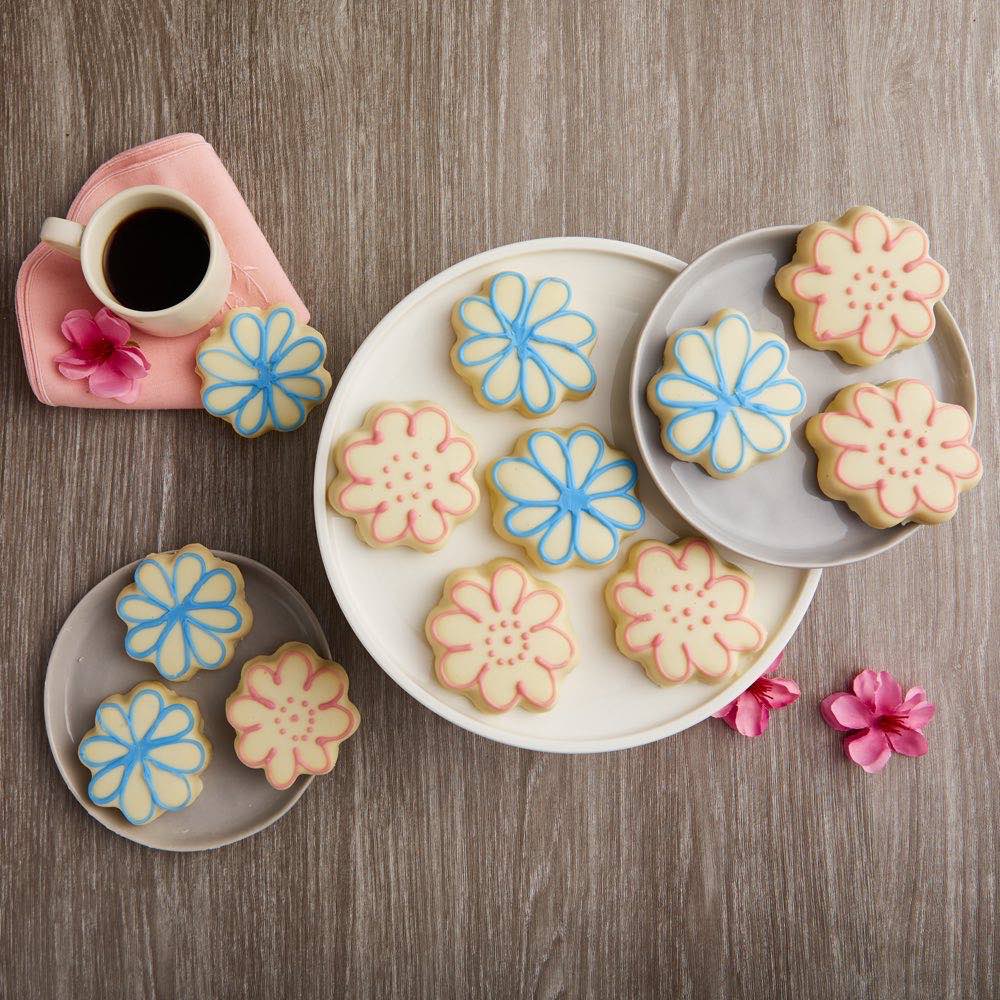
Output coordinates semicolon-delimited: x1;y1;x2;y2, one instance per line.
452;271;598;417
648;310;806;477
78;683;211;826
491;427;645;568
116;543;252;682
196;305;332;437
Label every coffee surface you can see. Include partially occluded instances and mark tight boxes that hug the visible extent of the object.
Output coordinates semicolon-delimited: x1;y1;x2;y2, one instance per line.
103;207;210;311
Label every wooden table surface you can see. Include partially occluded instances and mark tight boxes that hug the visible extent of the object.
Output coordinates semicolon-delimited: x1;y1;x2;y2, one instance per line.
2;2;997;997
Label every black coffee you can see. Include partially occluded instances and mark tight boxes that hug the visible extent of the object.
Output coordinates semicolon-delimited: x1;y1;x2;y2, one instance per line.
103;207;210;311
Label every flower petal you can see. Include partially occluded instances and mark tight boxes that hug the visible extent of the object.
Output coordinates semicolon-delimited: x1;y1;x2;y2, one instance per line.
529;339;595;391
493;458;561;504
491;564;527;613
733;695;769;737
480;350;521;405
489;272;527;321
458;297;505;335
672;329;719;386
574;510;617;563
665;408;717;455
525;276;571;324
79;735;129;767
519;355;556;413
738;340;786;393
710;412;745;473
886;727;929;757
438;647;486;687
844;728;892;772
654;374;719;408
822;692;874;731
537;512;574;565
712;312;752;393
872;671;903;713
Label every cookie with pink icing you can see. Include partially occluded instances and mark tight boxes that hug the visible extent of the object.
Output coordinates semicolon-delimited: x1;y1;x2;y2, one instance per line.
425;559;579;712
327;402;480;551
806;379;981;529
226;642;360;790
605;537;766;686
775;206;949;366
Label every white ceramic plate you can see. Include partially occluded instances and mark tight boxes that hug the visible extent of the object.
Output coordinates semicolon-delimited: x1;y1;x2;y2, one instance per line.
314;238;821;753
630;226;978;567
45;553;330;851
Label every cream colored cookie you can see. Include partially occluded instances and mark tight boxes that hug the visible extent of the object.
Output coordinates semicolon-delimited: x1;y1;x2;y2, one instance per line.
116;543;252;682
78;681;212;826
226;642;360;790
775;206;949;366
488;425;645;570
806;379;981;529
605;537;766;686
196;304;332;437
646;309;806;478
450;271;597;417
425;559;579;713
327;401;480;551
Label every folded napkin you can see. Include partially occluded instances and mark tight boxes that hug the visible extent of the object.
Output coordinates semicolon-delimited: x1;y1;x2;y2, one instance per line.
15;133;308;408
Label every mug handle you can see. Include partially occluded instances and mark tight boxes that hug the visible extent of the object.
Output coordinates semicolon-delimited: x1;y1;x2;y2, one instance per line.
40;217;84;259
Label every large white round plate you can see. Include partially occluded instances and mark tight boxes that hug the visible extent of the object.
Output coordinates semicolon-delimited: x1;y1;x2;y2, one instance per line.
45;553;330;851
314;238;821;753
630;225;978;567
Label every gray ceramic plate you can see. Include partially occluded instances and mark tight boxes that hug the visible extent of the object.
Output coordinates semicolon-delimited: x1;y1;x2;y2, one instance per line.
630;225;978;567
45;552;330;851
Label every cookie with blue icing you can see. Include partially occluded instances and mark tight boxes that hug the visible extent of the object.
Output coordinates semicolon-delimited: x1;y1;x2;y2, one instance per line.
78;681;212;826
646;309;806;478
451;272;597;418
116;543;253;682
488;426;645;569
196;304;332;438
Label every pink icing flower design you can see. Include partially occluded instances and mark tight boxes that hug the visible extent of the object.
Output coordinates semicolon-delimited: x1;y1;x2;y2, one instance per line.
813;380;981;526
54;307;150;402
330;403;479;550
789;209;948;358
821;669;935;773
426;561;578;712
713;651;800;737
608;538;765;684
226;642;360;790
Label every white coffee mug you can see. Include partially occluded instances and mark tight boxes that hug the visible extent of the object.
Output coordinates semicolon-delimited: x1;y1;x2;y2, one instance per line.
41;185;231;338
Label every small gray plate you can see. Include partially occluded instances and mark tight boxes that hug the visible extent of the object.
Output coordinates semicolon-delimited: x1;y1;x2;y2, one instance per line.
45;552;330;852
629;225;978;568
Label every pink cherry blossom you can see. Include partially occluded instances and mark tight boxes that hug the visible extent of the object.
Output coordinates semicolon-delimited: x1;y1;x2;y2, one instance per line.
713;651;800;737
820;669;935;773
54;308;150;403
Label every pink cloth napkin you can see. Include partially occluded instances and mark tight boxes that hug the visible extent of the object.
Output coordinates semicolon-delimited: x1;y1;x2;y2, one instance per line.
15;133;308;408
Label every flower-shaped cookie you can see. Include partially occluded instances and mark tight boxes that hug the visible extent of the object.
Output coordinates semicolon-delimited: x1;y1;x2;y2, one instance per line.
78;682;211;826
806;379;982;529
425;559;578;712
605;538;766;685
646;309;806;477
116;543;253;682
196;304;332;437
489;426;645;569
226;642;360;789
328;402;480;551
451;271;597;417
775;206;949;366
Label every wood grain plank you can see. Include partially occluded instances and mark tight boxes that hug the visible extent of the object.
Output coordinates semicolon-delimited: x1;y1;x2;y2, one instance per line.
1;1;997;997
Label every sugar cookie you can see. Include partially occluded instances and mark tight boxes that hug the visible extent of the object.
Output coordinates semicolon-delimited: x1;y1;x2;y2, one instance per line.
196;304;333;437
116;543;252;682
226;642;360;790
425;559;578;712
451;271;597;417
646;309;806;477
806;379;981;529
78;681;211;826
328;401;480;551
775;206;949;366
488;425;644;569
605;537;766;685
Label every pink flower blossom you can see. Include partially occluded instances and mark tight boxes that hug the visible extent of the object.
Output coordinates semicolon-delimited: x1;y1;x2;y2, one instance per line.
54;307;150;403
820;669;935;773
713;651;800;737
